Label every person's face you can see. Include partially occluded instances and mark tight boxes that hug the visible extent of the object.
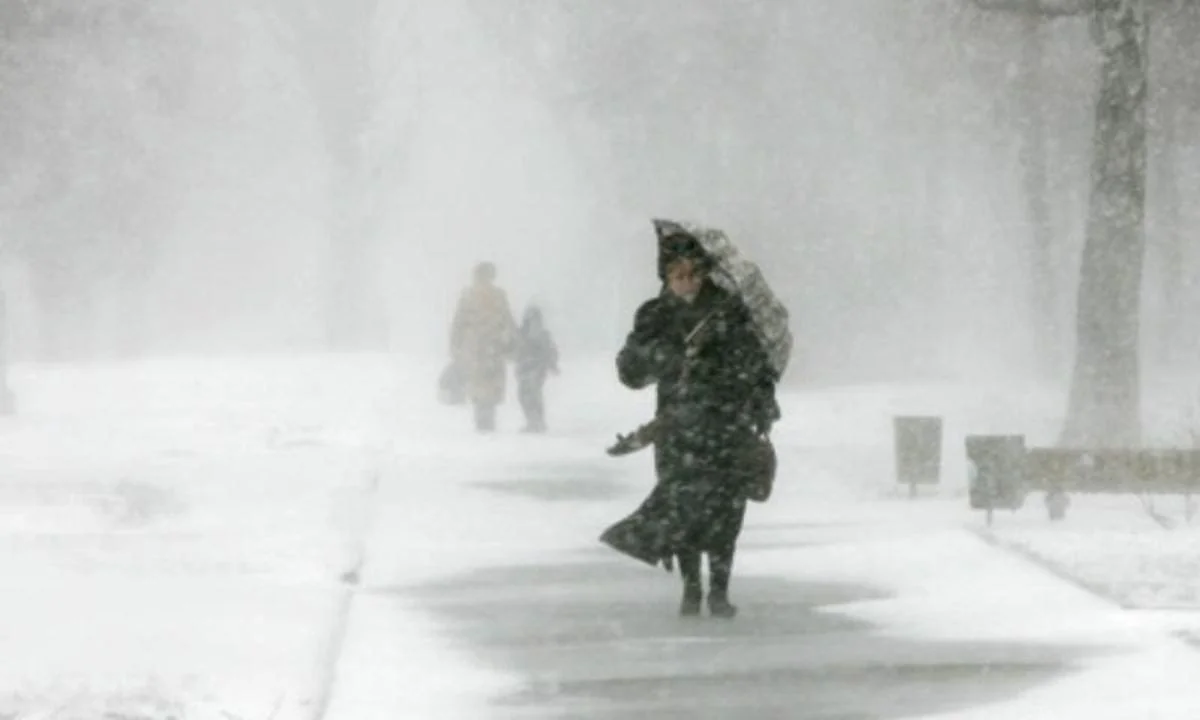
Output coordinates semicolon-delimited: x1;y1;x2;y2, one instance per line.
666;258;704;302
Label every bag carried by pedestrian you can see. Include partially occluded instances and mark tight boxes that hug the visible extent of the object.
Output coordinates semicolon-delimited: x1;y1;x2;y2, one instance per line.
736;433;777;503
437;361;466;406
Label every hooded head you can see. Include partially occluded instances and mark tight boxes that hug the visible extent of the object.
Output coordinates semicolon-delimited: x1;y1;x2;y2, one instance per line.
657;231;713;304
473;261;497;285
656;232;711;282
521;305;543;331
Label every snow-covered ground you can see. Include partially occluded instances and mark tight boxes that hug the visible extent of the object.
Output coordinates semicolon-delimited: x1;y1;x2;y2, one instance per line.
2;353;1200;718
0;356;392;720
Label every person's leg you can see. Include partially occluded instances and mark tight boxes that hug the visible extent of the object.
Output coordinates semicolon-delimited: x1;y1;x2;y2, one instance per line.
516;381;535;431
706;498;747;619
474;402;496;432
676;550;703;616
529;380;546;432
706;545;737;618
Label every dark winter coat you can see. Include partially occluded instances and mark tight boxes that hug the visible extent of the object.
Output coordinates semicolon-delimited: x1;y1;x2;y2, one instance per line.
602;280;780;564
515;307;558;388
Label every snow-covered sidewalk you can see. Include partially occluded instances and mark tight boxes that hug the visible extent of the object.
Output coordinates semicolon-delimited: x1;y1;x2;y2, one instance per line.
0;356;392;720
4;355;1200;717
326;366;1200;719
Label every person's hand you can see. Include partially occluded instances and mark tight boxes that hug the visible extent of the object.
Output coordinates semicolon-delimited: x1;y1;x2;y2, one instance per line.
631;299;667;339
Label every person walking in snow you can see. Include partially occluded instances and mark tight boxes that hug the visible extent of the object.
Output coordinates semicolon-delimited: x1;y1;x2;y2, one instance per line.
603;230;780;618
449;262;517;432
514;305;559;433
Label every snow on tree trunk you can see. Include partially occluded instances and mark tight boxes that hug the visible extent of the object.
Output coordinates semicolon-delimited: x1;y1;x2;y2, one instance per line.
1152;104;1183;365
1060;0;1149;448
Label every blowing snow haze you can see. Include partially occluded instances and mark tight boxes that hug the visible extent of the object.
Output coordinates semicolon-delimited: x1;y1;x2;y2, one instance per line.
0;0;1197;391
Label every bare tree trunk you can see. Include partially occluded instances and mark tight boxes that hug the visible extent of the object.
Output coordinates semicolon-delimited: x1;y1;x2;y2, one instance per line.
324;158;382;350
30;258;92;362
316;70;383;352
1153;103;1184;365
1016;7;1060;376
272;0;388;351
1061;0;1149;448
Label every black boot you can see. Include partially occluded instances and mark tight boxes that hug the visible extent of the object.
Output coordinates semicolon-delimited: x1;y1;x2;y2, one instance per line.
707;592;738;619
526;389;546;433
707;548;738;619
677;552;702;617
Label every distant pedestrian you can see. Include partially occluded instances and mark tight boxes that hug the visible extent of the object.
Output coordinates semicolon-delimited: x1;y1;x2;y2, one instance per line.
448;262;517;432
514;305;559;433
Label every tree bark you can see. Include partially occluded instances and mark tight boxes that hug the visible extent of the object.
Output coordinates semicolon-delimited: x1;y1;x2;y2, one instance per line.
1153;103;1184;365
1061;0;1149;448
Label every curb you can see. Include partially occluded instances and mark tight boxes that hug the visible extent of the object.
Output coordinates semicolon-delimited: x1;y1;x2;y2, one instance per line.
964;524;1134;610
311;467;384;720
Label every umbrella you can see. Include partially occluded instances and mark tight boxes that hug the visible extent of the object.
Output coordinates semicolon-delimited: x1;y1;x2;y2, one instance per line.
652;218;793;380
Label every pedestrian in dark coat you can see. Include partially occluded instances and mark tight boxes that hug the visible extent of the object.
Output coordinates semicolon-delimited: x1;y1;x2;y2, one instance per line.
515;305;559;433
605;232;780;618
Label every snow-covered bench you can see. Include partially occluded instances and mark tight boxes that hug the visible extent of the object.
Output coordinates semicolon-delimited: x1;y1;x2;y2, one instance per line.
1026;447;1200;520
967;435;1200;523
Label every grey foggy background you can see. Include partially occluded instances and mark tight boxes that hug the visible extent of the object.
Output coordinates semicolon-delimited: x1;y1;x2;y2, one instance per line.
2;0;1198;386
